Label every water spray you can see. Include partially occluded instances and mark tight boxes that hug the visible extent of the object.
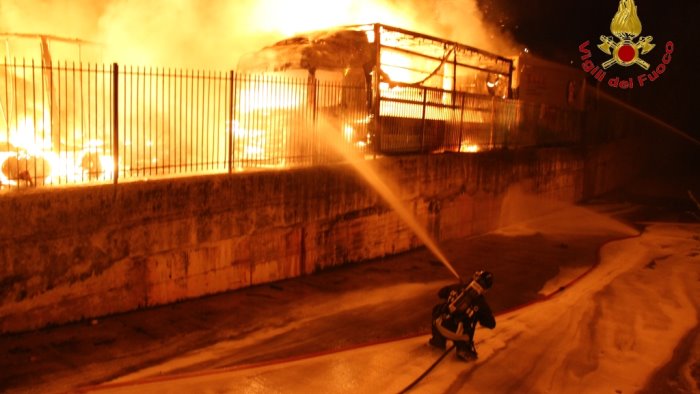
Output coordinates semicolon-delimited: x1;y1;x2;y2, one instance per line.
316;117;461;280
589;86;700;148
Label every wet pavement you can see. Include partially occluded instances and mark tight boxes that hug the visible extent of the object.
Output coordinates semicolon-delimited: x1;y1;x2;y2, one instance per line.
74;215;700;393
1;175;698;394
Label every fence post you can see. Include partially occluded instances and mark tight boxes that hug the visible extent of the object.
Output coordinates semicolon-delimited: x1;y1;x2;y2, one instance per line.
489;96;495;149
420;87;427;152
112;63;119;186
313;77;319;163
507;61;514;99
227;70;235;173
372;23;382;155
457;94;465;151
452;51;457;107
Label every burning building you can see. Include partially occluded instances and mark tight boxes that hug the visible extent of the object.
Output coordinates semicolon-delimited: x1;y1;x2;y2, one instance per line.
0;33;108;188
237;23;515;155
0;22;587;189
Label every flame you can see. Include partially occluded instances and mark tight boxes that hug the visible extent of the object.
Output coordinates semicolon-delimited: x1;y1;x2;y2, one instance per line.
2;1;513;179
611;0;643;40
77;140;115;180
460;141;480;153
254;0;413;38
239;81;305;113
230;120;288;167
381;51;413;83
8;116;52;154
2;0;516;71
0;114;116;186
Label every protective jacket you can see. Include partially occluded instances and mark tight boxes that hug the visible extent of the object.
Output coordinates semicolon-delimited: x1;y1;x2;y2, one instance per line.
432;283;495;341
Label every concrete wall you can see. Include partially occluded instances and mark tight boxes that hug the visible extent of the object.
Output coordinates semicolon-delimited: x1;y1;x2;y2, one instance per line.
0;141;650;333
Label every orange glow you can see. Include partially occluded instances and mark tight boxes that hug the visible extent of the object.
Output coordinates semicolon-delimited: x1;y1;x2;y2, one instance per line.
0;113;115;186
230;120;288;168
2;1;515;179
381;51;413;83
239;83;306;113
7;116;52;154
460;142;480;153
253;0;412;38
2;0;515;68
242;0;516;58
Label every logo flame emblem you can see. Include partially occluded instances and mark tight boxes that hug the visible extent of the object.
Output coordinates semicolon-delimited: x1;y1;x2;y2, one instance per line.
597;0;655;69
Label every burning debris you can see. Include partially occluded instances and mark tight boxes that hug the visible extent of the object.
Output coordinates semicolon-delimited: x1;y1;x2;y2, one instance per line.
0;153;49;187
238;24;512;97
0;14;579;189
0;33;111;188
238;29;375;74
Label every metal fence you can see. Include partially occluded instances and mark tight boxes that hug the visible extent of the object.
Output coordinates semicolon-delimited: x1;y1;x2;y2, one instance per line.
1;60;115;187
1;60;586;190
375;81;584;153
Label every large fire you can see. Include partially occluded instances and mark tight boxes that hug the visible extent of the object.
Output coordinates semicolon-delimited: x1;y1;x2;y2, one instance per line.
1;1;515;187
1;0;514;67
231;23;510;161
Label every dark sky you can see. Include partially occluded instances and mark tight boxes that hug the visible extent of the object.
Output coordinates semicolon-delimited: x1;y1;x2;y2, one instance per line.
477;0;698;138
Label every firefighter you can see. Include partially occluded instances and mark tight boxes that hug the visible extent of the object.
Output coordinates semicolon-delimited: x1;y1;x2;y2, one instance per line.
429;270;496;361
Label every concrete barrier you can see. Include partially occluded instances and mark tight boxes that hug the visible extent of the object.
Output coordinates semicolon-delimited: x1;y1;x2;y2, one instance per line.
0;142;650;333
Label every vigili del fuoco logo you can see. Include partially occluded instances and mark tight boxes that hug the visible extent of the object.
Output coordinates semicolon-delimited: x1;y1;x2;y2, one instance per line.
578;0;674;89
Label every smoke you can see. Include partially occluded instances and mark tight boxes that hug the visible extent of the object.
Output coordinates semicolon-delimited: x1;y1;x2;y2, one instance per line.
411;0;517;54
0;0;517;68
0;0;102;39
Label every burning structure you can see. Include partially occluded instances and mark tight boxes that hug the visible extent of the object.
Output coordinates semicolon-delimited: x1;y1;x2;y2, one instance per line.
0;33;107;187
237;23;514;154
0;23;588;190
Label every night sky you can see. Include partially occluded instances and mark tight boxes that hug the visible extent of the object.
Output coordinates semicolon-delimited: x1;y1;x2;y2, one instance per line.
477;0;698;139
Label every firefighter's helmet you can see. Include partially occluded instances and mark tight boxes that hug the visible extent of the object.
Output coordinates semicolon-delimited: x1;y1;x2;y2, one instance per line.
473;270;493;290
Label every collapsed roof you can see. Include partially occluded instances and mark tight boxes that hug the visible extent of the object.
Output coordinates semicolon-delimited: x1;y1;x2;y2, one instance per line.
237;23;514;98
237;28;375;73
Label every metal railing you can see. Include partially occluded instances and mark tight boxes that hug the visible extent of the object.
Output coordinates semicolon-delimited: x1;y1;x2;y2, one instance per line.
375;82;584;154
1;60;587;190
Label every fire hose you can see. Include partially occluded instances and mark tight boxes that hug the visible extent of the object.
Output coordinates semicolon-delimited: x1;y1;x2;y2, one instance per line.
397;343;456;394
